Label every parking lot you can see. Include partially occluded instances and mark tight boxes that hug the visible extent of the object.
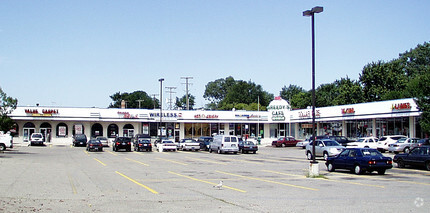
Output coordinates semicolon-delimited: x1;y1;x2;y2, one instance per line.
0;144;429;212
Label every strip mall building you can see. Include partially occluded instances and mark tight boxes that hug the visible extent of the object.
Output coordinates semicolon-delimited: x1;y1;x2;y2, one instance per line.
7;98;423;145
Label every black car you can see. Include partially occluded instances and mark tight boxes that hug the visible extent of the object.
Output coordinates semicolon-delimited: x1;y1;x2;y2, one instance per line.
134;139;152;152
325;148;393;175
239;140;258;154
86;139;103;152
329;136;352;146
393;146;430;170
198;136;213;151
73;134;87;147
113;137;132;152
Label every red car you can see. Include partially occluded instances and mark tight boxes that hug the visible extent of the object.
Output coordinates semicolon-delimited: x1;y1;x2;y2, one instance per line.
272;136;300;147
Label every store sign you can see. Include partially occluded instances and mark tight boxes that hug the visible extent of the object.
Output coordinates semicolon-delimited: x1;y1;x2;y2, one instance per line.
149;112;182;118
25;109;59;116
298;110;321;119
271;111;285;121
341;108;355;114
392;103;411;110
194;114;219;119
235;114;261;119
117;111;138;119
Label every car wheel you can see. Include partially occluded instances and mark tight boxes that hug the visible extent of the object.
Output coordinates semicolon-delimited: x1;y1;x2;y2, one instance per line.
404;147;410;153
242;149;245;154
425;161;430;171
307;152;313;160
354;165;362;175
217;149;221;154
253;151;256;154
0;144;6;151
323;152;329;161
397;159;405;168
209;148;212;153
327;162;335;172
377;169;386;175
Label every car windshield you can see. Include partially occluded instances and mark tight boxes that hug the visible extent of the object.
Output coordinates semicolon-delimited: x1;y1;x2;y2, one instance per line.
356;139;365;143
396;138;407;143
139;139;150;143
245;141;255;145
323;140;341;146
361;149;383;157
89;140;100;144
32;134;42;138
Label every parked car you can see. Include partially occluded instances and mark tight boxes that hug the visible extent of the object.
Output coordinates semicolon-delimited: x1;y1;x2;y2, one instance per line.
346;137;379;149
393;146;430;170
178;138;200;151
134;139;152;152
157;140;177;152
30;133;45;146
305;139;344;161
296;138;311;149
198;136;213;151
272;136;300;147
72;134;87;147
0;131;13;151
412;138;429;149
209;135;239;154
113;137;132;152
329;136;353;146
86;139;103;152
326;148;393;175
96;136;109;147
239;140;258;154
377;135;407;153
388;137;420;154
154;136;169;147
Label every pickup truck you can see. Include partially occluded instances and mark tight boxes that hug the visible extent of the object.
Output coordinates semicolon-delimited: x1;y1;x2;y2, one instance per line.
0;132;13;151
178;138;200;151
272;136;300;147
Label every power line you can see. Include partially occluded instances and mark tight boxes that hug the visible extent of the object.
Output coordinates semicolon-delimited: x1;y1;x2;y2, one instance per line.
181;77;193;110
165;87;177;110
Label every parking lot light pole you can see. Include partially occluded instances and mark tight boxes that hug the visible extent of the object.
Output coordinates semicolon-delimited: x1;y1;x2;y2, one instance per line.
159;78;164;140
303;6;323;176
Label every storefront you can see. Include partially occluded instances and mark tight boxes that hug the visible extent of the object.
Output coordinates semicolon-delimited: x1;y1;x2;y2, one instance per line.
7;98;423;144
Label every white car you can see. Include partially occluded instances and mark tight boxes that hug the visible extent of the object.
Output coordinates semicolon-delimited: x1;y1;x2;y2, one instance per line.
387;137;419;154
30;133;44;146
377;135;407;153
157;140;177;152
347;137;378;149
0;131;13;151
178;138;200;151
296;139;310;149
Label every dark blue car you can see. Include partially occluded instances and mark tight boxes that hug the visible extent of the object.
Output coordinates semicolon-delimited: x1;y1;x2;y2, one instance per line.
325;148;393;175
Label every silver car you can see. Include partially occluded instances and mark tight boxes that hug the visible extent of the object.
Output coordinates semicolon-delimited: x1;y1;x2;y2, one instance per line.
306;139;344;161
96;136;109;147
388;137;419;154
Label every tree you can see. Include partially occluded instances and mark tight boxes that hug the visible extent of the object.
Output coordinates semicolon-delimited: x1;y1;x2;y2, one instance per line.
280;85;306;104
108;91;158;109
175;94;195;110
0;87;18;132
204;77;273;110
290;91;311;109
332;77;364;105
405;73;430;134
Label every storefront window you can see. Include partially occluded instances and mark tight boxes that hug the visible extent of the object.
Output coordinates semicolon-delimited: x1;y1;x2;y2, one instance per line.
56;123;68;137
108;124;118;138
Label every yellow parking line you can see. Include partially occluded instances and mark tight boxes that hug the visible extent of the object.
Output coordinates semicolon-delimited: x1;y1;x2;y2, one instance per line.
115;171;159;194
83;150;90;156
216;170;318;191
168;171;246;193
185;157;228;165
67;174;77;195
125;158;149;166
93;158;107;166
262;170;385;188
106;151;118;156
156;158;187;166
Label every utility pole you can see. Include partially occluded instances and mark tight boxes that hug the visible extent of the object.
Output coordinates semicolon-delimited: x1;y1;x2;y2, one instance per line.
181;77;193;110
165;86;177;110
150;94;159;109
137;100;144;109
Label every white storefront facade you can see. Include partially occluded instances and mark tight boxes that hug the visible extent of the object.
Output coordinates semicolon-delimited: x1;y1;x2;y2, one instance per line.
7;98;423;145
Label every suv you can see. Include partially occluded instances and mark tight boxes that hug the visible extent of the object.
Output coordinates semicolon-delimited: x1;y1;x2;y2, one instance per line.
377;135;407;153
73;134;87;147
113;137;132;152
198;136;213;151
30;133;45;146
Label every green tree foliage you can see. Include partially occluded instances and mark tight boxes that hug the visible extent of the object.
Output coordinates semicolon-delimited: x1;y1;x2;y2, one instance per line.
280;85;306;103
290;91;311;109
405;73;430;134
0;87;18;132
109;91;158;109
204;77;273;110
175;94;195;110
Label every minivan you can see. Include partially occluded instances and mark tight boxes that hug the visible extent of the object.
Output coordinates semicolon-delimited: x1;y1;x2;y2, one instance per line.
209;135;239;154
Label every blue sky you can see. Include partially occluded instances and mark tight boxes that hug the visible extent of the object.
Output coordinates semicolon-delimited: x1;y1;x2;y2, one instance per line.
1;0;429;108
